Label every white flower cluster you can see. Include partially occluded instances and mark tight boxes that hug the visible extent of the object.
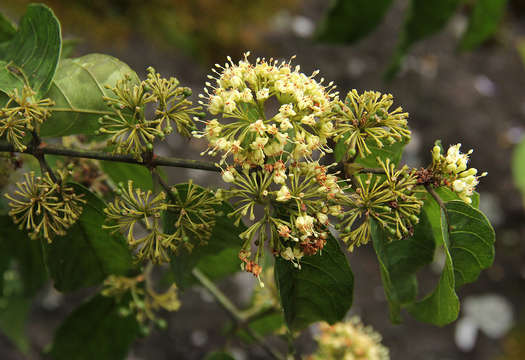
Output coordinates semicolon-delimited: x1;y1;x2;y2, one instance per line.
432;143;487;204
309;317;390;360
194;52;338;171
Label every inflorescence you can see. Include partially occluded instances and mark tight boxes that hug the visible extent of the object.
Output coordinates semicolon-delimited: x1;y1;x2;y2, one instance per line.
308;317;390;360
103;180;220;264
430;143;487;204
102;273;180;332
5;170;86;242
98;67;203;160
0;85;54;151
333;90;411;159
193;52;487;279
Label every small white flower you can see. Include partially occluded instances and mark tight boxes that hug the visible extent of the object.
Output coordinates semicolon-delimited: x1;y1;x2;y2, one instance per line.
279;119;293;131
273;170;287;184
301;114;316;126
256;88;270;101
249;120;266;135
222;170;235;183
296;214;315;235
276;185;291;202
250;136;269;150
317;212;328;225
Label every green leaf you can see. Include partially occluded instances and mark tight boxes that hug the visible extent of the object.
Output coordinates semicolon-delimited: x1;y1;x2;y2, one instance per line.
512;137;525;202
40;53;139;137
165;188;245;289
385;0;461;78
0;13;16;43
0;60;25;96
355;138;407;168
459;0;506;51
204;352;236;360
43;183;132;292
422;187;480;251
0;216;47;296
408;200;495;325
0;4;61;97
274;234;354;331
49;295;140;360
316;0;393;43
99;161;154;191
0;295;31;354
446;200;495;288
408;208;459;325
371;212;435;323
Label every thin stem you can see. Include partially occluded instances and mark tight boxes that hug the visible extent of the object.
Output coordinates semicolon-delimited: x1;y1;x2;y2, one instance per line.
359;167;386;174
0;141;219;172
424;183;450;227
29;133;59;184
50;107;114;116
152;168;177;204
192;268;244;321
192;268;285;360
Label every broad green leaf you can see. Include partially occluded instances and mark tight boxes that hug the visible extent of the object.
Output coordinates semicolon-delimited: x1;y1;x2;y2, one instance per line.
49;295;140;360
0;216;47;296
371;212;435;323
43;183;132;292
316;0;393;43
0;60;25;96
41;53;139;137
459;0;506;51
355;138;407;168
0;13;16;43
385;0;461;78
408;209;459;325
512;137;525;202
409;200;494;325
274;234;354;331
446;200;495;288
422;187;479;252
0;4;61;97
0;295;31;354
204;352;236;360
99;161;153;191
165;184;244;289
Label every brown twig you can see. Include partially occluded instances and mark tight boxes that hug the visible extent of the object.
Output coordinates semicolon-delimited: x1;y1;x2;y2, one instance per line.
0;140;218;172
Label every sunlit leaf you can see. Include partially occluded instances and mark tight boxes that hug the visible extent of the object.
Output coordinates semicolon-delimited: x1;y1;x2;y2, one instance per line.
41;53;139;137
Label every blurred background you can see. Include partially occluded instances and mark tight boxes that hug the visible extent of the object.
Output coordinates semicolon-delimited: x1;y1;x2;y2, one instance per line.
1;0;525;359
